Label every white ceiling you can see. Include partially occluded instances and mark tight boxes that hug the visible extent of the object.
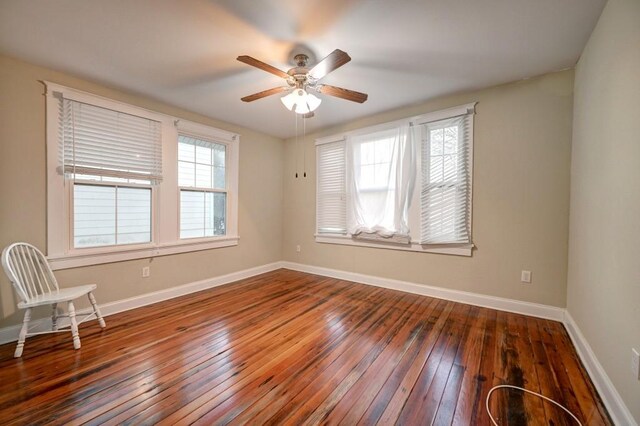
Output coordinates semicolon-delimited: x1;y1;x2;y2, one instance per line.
0;0;605;139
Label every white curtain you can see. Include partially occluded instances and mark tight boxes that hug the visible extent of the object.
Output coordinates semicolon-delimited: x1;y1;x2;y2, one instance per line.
346;125;416;242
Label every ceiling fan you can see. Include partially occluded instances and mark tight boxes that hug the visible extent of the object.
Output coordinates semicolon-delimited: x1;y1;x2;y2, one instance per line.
237;49;368;117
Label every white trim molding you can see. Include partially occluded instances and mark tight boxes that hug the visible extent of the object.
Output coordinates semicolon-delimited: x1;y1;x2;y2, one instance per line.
0;261;280;345
43;81;241;270
48;237;239;270
0;259;633;425
563;311;637;426
315;235;473;256
280;261;564;321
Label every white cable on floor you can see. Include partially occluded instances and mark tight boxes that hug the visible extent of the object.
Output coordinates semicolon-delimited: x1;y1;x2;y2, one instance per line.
486;384;583;426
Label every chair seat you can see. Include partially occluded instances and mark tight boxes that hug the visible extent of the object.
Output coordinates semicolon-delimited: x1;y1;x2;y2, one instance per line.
18;284;97;308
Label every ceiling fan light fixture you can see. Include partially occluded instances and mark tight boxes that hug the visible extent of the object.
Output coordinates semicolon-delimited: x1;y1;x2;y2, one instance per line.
294;101;311;115
280;91;298;110
281;89;321;115
306;93;322;111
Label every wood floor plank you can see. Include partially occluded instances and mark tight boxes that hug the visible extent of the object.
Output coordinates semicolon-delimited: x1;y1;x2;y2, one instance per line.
395;303;472;425
450;306;488;425
0;269;613;425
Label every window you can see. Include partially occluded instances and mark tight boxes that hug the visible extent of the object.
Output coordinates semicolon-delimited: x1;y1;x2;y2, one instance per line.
178;135;227;238
45;82;240;270
61;98;161;249
74;184;151;248
317;140;347;234
316;103;475;256
347;126;414;242
420;115;472;244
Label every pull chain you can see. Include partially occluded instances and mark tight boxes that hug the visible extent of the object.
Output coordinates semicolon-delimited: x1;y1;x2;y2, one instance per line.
295;112;299;178
303;114;307;178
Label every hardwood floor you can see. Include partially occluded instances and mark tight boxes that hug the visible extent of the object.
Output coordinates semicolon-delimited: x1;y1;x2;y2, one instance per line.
0;269;611;425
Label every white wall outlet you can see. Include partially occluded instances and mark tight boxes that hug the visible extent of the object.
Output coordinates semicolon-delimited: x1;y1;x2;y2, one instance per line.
142;266;150;278
520;270;532;283
296;245;301;253
632;348;640;380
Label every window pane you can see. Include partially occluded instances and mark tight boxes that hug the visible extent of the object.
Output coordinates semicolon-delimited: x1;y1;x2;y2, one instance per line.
213;166;225;190
181;190;226;238
117;187;151;244
178;161;195;187
213;192;226;236
74;184;152;248
430;129;444;156
196;144;212;165
180;190;205;239
444;126;458;154
178;135;226;190
374;139;391;161
359;164;375;189
195;164;212;188
423;185;457;238
360;141;375;165
74;184;116;248
374;163;390;188
213;144;225;167
178;139;195;162
430;156;444;182
443;154;457;181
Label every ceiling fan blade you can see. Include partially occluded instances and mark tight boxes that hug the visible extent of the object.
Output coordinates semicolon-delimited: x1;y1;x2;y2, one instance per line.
318;84;368;103
237;55;290;79
241;86;289;102
308;49;351;80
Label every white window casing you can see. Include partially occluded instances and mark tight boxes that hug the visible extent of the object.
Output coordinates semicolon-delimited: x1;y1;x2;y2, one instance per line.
315;103;476;256
419;113;473;245
44;82;240;269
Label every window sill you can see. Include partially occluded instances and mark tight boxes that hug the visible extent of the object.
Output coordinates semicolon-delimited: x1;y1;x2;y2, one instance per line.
47;236;240;270
315;234;472;256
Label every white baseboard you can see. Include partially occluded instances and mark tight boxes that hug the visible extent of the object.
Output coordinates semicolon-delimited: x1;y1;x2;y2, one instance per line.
280;261;635;424
280;261;565;321
0;261;282;346
563;311;637;426
1;259;633;425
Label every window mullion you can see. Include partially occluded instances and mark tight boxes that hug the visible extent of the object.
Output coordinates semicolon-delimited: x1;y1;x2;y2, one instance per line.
114;185;119;245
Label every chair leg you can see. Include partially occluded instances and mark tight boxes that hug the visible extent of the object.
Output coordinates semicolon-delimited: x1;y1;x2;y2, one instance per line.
14;308;31;358
51;303;58;331
88;292;106;329
68;301;81;350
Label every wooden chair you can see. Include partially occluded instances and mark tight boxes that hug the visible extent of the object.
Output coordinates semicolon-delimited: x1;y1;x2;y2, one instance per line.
1;242;106;357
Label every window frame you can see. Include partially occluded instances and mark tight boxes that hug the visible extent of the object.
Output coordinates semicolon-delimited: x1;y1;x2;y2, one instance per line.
45;82;240;270
315;103;476;256
70;180;155;251
176;130;230;240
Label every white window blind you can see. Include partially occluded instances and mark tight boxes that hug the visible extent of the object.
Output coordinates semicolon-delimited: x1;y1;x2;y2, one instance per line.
62;98;162;183
316;140;347;234
420;114;472;244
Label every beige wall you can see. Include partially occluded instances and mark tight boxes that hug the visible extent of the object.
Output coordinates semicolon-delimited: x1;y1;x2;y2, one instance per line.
283;70;574;307
567;0;640;422
0;55;283;328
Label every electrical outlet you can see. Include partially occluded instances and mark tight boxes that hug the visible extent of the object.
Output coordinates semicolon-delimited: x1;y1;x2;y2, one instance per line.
142;266;150;278
632;348;640;380
296;245;301;253
520;270;532;283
